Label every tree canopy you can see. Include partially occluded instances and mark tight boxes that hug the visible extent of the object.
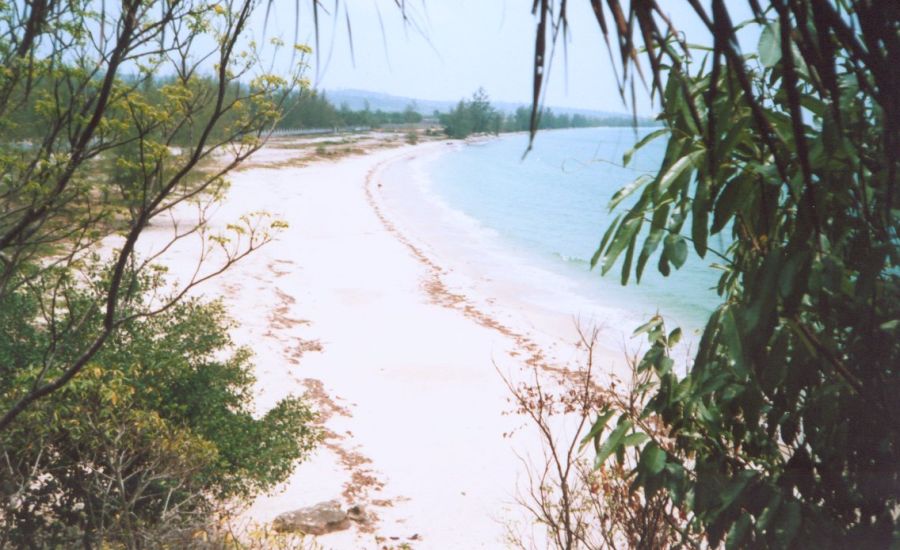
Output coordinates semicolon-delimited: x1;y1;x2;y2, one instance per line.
0;0;318;544
529;1;898;547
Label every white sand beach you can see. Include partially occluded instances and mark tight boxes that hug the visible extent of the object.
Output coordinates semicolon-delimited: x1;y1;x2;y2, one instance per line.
133;135;632;548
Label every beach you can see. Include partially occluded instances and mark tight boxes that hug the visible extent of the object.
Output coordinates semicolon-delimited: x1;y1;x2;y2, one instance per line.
133;135;631;548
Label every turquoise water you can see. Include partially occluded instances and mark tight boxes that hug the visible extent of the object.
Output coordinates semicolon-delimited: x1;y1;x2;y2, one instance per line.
425;127;726;332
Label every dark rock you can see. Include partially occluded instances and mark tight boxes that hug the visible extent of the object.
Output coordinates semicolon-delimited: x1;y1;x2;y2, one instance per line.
272;500;350;535
347;504;370;524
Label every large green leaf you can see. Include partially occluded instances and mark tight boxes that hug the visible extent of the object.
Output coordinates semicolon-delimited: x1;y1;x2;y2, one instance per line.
602;215;643;275
595;419;633;466
579;409;616;451
725;512;753;550
609;174;652;211
758;22;781;68
657;149;704;199
639;441;667;475
591;214;622;268
663;234;688;270
622;128;668;167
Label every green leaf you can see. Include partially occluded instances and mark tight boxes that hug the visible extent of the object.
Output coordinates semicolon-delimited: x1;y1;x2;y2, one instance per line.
579;409;616;451
757;494;783;531
774;501;801;546
657;149;703;198
712;173;749;234
609;174;652;211
758;22;781;68
719;470;755;512
592;214;622;269
717;116;750;163
633;315;663;337
721;308;747;377
623;128;668;166
622;432;650;447
664;234;688;269
595;419;633;466
620;229;638;285
668;327;682;346
636;203;670;282
602;216;643;275
726;513;753;549
639;442;667;475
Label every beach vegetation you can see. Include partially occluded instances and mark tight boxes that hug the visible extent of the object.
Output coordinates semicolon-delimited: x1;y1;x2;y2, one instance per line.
276;91;424;131
501;328;701;549
0;267;317;546
440;88;503;139
0;0;319;544
439;87;645;139
526;1;898;547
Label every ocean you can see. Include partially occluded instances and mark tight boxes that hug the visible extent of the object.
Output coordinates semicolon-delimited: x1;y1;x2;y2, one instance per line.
421;127;725;334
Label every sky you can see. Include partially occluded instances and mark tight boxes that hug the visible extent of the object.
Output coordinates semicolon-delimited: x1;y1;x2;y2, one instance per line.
255;0;760;116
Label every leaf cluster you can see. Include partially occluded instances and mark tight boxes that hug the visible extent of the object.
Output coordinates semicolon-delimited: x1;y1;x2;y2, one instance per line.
558;1;900;548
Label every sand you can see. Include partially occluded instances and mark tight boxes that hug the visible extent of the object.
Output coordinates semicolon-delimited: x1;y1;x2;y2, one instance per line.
133;135;630;548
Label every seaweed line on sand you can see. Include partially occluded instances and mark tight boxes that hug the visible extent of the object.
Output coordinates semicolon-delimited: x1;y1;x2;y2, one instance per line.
364;154;569;377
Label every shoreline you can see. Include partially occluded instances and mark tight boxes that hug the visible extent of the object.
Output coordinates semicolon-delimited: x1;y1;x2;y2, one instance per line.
132;133;629;547
372;141;641;378
216;138;543;547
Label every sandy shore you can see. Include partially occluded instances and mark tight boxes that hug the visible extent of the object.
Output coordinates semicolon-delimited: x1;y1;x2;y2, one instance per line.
134;135;627;548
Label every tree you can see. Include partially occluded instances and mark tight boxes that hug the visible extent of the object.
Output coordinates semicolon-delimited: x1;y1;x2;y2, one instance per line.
0;0;319;543
403;101;423;123
440;88;502;138
280;88;340;129
442;99;475;138
528;0;898;547
0;0;304;429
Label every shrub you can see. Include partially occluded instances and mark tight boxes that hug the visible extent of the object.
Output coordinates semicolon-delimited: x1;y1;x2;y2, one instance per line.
0;264;318;547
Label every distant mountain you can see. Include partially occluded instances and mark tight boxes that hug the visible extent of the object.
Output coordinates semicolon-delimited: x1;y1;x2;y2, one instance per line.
322;89;450;115
321;88;650;121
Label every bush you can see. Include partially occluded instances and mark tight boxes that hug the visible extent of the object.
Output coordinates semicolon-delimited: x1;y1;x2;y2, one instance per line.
0;264;318;547
502;329;699;548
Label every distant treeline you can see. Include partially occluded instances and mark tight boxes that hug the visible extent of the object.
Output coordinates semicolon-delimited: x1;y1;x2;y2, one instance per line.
438;88;656;138
4;74;653;142
277;90;423;129
277;87;657;136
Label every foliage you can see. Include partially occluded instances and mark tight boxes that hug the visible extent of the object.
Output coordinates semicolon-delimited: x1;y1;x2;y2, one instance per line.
335;100;424;128
439;88;502;139
529;1;900;547
439;88;647;139
279;89;342;129
501;329;698;549
276;91;424;130
0;0;302;428
0;263;318;547
0;0;319;545
504;106;650;133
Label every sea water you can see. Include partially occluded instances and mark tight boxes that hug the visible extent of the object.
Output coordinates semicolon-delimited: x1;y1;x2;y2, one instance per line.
423;127;726;334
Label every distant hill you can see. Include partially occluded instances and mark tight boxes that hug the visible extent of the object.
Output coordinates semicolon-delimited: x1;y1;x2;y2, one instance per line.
322;88;652;122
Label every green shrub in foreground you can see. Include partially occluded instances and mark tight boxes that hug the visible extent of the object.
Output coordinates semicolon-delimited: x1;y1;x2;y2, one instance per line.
0;267;318;547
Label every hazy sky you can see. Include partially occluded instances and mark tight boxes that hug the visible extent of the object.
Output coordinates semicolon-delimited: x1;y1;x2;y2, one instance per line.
256;1;758;116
